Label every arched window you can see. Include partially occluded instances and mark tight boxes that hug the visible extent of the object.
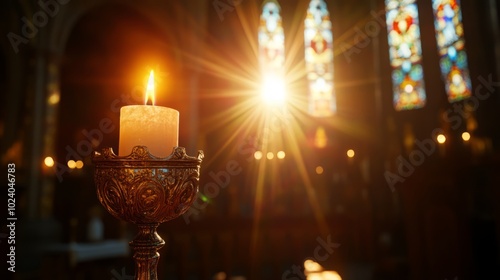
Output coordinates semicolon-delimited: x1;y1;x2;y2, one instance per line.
259;0;286;105
304;0;335;117
432;0;471;102
385;0;426;110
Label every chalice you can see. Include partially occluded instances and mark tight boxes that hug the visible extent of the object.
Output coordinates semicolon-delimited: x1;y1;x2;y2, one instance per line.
92;146;203;280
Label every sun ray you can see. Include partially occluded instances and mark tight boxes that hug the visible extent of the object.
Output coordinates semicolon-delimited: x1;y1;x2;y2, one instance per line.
200;97;258;131
183;48;257;88
249;111;271;268
284;0;310;71
284;114;330;235
234;2;261;61
332;10;386;58
176;0;375;246
201;100;263;167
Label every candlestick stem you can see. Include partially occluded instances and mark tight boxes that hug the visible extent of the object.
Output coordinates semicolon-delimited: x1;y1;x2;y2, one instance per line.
130;223;164;280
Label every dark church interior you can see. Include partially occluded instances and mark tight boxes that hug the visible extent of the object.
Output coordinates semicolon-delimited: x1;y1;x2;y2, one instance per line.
1;0;500;279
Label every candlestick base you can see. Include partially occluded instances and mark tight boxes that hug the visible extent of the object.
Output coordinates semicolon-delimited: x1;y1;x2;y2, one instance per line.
93;146;203;280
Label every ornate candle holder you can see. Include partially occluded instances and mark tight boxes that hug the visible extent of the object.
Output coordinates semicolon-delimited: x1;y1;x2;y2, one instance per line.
92;146;203;280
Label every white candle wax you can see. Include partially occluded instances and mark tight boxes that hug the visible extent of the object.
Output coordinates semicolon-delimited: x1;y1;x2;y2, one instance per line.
119;105;179;157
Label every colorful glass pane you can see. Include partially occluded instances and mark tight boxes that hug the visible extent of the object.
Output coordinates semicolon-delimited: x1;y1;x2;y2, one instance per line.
259;0;285;100
304;0;335;117
432;0;471;102
385;0;426;110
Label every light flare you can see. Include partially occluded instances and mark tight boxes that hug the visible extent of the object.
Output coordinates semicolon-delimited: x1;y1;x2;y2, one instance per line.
261;75;286;106
176;1;370;266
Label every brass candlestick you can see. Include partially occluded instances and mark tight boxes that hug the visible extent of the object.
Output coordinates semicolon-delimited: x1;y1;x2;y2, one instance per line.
92;146;203;280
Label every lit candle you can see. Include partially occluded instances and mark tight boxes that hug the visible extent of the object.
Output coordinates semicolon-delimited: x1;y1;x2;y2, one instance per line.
119;70;179;157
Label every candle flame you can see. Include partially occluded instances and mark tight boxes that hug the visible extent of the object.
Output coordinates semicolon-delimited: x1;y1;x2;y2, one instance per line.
145;70;155;105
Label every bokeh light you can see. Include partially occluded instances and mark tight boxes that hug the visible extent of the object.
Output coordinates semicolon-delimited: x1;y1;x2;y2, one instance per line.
44;156;54;167
48;93;60;105
277;151;286;159
462;131;471;141
304;259;323;272
266;152;274;160
315;166;324;175
75;160;84;169
437;134;446;144
254;151;263;160
347;149;355;158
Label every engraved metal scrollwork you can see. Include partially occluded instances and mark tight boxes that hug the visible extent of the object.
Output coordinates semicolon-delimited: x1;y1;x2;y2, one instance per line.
92;146;203;280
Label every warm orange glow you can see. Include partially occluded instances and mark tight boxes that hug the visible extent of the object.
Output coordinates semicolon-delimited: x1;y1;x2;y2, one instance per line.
145;70;155;105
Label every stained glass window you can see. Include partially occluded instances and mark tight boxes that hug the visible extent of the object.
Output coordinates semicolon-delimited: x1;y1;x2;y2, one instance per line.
385;0;426;111
432;0;471;102
304;0;335;117
259;0;286;104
